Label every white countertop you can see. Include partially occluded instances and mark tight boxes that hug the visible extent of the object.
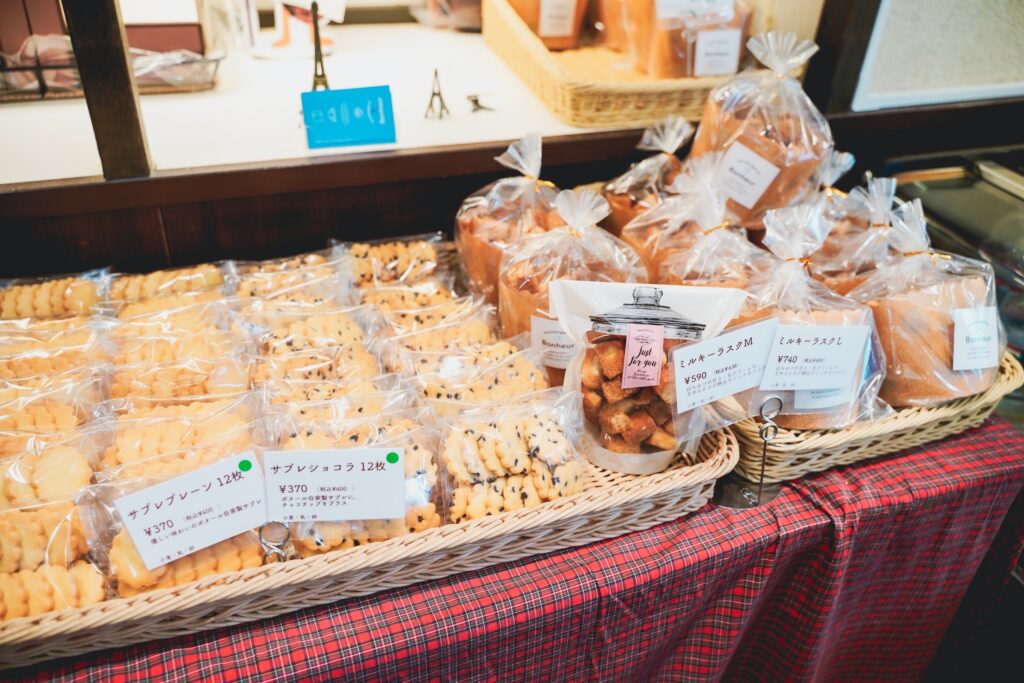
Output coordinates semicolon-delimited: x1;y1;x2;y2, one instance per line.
0;24;601;187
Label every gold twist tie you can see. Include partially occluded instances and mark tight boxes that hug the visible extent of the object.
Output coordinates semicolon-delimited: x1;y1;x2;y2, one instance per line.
703;220;732;236
527;175;556;193
824;186;848;201
785;256;814;269
903;249;951;262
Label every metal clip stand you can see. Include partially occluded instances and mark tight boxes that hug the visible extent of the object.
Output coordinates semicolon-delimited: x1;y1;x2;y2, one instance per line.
259;521;293;565
310;1;329;91
714;396;784;509
424;68;450;119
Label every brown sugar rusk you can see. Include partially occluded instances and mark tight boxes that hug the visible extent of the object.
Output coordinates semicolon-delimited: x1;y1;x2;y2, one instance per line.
0;444;94;509
691;102;827;228
109;264;223;302
867;276;997;407
0;561;106;620
0;278;99;320
108;530;261;598
620;219;703;281
0;501;87;573
349;239;441;288
581;331;679;454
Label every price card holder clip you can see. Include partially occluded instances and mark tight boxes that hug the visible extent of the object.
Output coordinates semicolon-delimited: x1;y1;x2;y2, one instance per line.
259;521;294;564
714;395;783;509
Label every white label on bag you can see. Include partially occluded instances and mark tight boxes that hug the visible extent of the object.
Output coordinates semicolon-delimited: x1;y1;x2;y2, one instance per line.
656;0;732;21
115;453;268;571
531;315;576;370
760;325;870;391
264;448;405;523
793;386;853;410
693;28;742;76
952;306;1000;371
539;0;577;37
673;318;778;412
716;142;781;209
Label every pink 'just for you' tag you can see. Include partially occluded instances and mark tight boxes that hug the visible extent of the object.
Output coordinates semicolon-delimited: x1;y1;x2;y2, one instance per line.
621;324;664;389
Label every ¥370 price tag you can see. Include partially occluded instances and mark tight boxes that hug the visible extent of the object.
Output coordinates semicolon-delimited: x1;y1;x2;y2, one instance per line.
673;317;778;412
760;324;870;391
114;454;267;571
264;448;405;522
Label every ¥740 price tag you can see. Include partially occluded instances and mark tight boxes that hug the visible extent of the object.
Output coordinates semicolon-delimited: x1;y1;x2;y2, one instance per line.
759;324;870;391
114;454;267;571
264;448;405;522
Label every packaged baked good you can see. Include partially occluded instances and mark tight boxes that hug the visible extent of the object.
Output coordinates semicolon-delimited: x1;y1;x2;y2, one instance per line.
264;380;415;422
620;153;722;280
230;247;339;274
0;372;104;456
595;0;627;51
0;498;107;620
498;188;646;383
357;280;459;310
690;32;833;229
551;280;745;473
229;256;352;305
602;116;695;236
339;232;449;289
848;199;1005;407
0;271;105;320
625;0;751;78
508;0;589;50
113;289;223;320
0;327;109;380
812;177;895;295
253;344;380;383
737;202;890;429
456;133;563;304
0;434;96;509
260;373;397;405
108;264;225;303
235;303;375;355
441;389;585;523
815;149;856;223
261;410;443;557
371;296;491;337
111;355;252;400
380;312;499;372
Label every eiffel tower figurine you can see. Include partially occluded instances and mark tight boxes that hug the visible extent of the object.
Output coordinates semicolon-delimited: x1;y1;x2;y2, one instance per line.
424;68;450;119
311;1;329;91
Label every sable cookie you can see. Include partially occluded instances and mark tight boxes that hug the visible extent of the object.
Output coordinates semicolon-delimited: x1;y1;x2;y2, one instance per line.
110;264;222;302
360;282;456;310
349;239;440;288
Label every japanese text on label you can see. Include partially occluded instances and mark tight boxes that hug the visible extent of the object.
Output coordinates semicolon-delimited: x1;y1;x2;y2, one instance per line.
760;324;870;391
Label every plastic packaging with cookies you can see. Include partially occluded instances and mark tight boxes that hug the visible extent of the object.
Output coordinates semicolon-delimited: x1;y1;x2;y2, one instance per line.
334;232;451;289
0;269;108;320
106;263;227;306
0;370;106;456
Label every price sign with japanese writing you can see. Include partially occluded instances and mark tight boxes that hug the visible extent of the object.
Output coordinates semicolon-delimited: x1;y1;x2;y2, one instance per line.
264;448;405;522
673;317;779;413
114;454;267;571
760;324;870;391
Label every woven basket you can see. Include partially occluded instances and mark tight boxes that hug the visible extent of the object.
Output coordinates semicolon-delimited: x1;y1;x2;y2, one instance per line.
0;429;737;669
733;352;1024;483
482;0;726;127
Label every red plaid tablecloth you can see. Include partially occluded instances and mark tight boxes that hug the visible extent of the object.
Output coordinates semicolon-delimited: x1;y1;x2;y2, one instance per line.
12;418;1024;682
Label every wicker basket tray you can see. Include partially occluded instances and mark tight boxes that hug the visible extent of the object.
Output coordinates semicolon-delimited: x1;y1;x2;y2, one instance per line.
482;0;726;127
733;352;1024;483
0;430;737;669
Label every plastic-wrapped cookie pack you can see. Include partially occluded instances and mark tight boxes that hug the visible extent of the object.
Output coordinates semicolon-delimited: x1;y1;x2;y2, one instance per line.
551;280;745;474
735;202;891;430
337;232;451;290
848;199;1005;407
0;270;107;320
456;133;563;304
498;188;647;384
601;117;694;236
691;32;833;229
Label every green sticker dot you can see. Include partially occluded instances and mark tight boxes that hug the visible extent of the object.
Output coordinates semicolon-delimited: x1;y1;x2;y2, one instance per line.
386;452;399;464
238;459;253;472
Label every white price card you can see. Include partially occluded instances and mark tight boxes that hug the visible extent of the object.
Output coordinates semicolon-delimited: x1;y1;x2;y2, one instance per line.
673;317;778;412
114;453;267;571
952;306;1000;371
265;448;405;523
793;385;853;410
531;315;577;369
760;325;870;391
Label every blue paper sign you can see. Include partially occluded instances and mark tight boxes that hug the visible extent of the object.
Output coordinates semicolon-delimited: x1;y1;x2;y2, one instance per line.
301;85;396;149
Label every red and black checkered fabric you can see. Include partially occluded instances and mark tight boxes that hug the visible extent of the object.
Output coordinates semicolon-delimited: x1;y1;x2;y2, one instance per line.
12;418;1024;682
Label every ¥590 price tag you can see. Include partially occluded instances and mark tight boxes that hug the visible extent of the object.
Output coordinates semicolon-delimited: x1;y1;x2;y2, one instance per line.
264;448;405;522
673;317;778;412
114;454;268;571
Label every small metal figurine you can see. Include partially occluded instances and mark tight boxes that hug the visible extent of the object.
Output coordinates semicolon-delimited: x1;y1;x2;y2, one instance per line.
467;94;494;112
424;68;450;119
311;1;330;91
713;395;783;509
259;521;293;564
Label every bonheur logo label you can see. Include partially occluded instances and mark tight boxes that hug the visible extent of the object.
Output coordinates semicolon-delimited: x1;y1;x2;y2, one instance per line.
952;306;1000;371
622;323;665;388
715;142;781;209
530;315;577;369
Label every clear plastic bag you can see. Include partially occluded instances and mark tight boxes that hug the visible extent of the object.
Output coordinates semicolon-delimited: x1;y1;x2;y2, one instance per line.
0;497;107;619
112;289;224;320
848;199;1006;407
260;409;443;557
602;116;694;236
357;280;459;310
508;0;588;50
736;202;891;429
691;32;833;228
234;303;377;356
441;389;586;523
498;188;647;346
265;386;417;423
625;0;752;79
107;263;226;303
390;337;527;378
0;270;107;320
228;259;353;306
111;354;252;399
260;373;399;404
337;232;450;289
812;176;896;295
229;247;341;275
456;133;564;304
371;295;491;337
253;344;380;383
379;313;500;372
0;328;110;380
0;434;97;510
0;372;104;455
110;299;231;337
